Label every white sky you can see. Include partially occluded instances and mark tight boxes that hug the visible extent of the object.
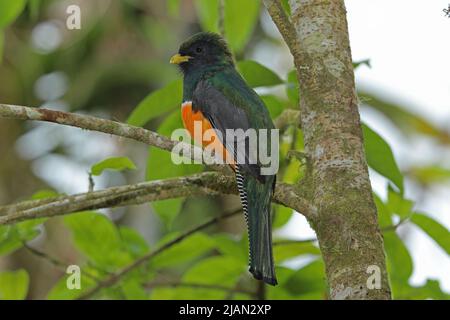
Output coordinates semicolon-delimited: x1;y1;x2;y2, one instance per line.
347;0;450;124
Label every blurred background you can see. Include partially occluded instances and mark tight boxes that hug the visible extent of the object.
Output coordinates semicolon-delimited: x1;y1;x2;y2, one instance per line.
0;0;448;299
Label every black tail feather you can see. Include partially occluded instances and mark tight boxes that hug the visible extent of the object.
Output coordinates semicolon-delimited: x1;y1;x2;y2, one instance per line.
236;167;277;286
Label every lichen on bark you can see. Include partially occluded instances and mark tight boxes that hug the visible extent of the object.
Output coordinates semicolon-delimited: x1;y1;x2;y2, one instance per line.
283;0;391;299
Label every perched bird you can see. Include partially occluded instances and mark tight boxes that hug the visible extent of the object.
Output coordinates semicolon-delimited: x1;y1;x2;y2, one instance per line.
170;32;277;285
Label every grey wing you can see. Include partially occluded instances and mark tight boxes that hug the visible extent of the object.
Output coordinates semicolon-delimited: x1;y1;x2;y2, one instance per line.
192;80;264;182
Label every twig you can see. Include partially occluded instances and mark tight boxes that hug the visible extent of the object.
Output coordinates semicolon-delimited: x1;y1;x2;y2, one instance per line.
0;172;233;223
77;208;243;300
273;238;318;245
0;103;223;171
88;172;95;192
263;0;300;59
0;104;298;173
22;242;101;282
23;242;67;269
381;215;412;232
0;172;315;225
256;280;266;300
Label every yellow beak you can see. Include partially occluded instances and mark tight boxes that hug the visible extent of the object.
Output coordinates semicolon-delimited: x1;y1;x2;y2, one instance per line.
170;53;192;64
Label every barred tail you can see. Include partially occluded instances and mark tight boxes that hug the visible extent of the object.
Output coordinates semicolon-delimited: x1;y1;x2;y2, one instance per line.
236;167;277;286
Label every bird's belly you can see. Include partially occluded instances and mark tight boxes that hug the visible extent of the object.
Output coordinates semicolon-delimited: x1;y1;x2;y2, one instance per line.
181;101;234;167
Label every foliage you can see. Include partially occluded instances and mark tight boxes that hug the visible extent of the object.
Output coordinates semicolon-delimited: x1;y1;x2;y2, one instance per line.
194;0;260;53
90;156;137;176
362;124;404;193
0;0;26;61
0;269;29;300
237;60;283;88
0;0;448;301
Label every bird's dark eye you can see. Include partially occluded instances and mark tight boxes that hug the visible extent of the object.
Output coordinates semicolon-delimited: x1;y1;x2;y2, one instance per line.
196;47;203;53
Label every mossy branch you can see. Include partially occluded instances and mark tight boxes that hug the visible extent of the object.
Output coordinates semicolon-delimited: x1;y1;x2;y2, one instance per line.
0;172;314;225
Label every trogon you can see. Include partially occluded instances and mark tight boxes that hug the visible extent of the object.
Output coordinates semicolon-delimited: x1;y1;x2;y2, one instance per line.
170;32;277;285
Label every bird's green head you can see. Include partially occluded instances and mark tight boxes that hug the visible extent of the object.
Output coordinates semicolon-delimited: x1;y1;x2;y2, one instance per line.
170;32;234;74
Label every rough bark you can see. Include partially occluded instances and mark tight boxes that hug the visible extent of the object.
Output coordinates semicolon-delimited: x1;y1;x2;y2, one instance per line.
0;171;314;225
265;0;391;299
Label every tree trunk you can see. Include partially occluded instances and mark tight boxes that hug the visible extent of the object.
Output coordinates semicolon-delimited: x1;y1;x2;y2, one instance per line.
268;0;392;299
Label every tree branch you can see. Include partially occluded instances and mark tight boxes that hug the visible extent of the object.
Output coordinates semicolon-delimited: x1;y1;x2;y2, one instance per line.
0;103;177;151
22;242;101;282
0;172;314;225
0;103;298;172
0;103;225;170
263;0;301;60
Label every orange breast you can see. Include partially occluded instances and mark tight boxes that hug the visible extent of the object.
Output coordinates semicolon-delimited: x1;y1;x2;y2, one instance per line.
181;101;235;168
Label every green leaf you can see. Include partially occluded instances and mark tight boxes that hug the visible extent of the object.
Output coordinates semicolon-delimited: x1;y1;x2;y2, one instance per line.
280;0;291;16
359;91;450;144
127;80;182;127
284;259;326;296
167;0;181;17
212;233;247;264
47;272;96;300
224;0;260;53
121;278;148;300
31;189;59;200
0;225;22;255
282;143;303;184
403;279;450;300
353;59;371;70
184;255;244;285
64;211;130;268
28;0;41;21
286;70;299;105
156;107;184;136
194;0;219;33
273;240;320;262
409;166;450;185
373;192;393;228
237;60;283;88
0;0;26;29
362;123;404;192
387;186;413;219
378;189;414;293
0;218;46;256
119;226;150;258
266;267;298;299
384;232;413;289
152;232;215;269
152;199;184;230
272;205;293;229
260;95;286;119
150;287;188;299
172;256;245;299
16;218;47;241
411;212;450;255
0;269;29;300
147;149;196;226
91;156;137;176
